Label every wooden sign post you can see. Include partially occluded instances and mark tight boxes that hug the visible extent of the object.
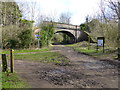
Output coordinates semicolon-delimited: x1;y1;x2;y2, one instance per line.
36;34;40;48
88;35;90;50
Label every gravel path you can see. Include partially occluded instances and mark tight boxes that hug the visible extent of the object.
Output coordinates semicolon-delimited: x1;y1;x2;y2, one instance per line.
14;45;119;88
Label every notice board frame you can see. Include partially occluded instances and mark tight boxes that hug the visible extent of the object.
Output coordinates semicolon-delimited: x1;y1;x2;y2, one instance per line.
97;37;105;53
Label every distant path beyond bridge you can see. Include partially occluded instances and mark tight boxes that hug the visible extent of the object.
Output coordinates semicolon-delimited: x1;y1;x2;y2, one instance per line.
14;45;119;88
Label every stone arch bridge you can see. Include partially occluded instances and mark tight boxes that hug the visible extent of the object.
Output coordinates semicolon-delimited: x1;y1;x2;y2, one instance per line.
53;22;89;43
35;21;91;43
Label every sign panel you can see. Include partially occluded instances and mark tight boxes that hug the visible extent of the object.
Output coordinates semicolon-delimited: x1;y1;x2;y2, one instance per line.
36;35;40;37
36;34;40;39
97;37;105;47
97;37;105;53
98;40;104;46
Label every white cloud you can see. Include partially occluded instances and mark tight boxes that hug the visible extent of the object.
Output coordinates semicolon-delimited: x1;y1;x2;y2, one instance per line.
69;0;100;24
16;0;101;25
27;0;67;13
38;0;100;25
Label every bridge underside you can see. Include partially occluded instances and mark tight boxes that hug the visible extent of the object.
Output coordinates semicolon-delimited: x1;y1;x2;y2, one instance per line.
56;31;76;44
55;28;93;44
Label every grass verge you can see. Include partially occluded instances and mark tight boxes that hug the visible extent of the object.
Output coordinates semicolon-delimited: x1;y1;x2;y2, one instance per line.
1;48;50;54
2;72;30;88
15;51;70;66
67;41;118;60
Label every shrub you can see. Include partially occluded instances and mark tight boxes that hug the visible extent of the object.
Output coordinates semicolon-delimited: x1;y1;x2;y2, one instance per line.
18;29;32;48
40;23;55;47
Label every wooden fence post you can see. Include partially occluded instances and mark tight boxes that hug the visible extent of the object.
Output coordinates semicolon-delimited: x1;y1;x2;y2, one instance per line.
88;35;90;50
10;49;14;73
2;54;7;72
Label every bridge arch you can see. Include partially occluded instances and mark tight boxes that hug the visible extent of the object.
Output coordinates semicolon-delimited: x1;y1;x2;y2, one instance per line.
55;31;76;44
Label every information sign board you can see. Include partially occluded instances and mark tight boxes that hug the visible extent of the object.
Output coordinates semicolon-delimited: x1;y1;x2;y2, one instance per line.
97;37;105;53
98;40;104;46
97;37;104;46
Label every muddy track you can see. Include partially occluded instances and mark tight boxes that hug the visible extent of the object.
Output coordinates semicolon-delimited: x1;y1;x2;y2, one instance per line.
14;45;119;88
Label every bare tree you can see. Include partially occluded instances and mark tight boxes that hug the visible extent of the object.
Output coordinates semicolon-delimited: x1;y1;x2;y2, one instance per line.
88;0;119;45
99;0;119;22
17;1;41;47
118;2;120;59
17;1;40;21
103;0;120;59
36;14;54;26
108;0;119;19
58;12;72;24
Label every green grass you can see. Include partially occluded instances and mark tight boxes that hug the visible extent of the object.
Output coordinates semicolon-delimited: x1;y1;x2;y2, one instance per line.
0;72;2;89
2;72;30;88
67;42;100;54
1;48;50;54
66;41;117;59
2;47;70;65
74;47;97;53
15;51;70;65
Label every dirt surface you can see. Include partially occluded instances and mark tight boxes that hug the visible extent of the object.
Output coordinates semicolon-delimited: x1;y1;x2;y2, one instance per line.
14;45;119;88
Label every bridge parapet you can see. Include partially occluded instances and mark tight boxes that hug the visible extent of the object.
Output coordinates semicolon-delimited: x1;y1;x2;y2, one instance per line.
54;23;80;30
43;21;80;30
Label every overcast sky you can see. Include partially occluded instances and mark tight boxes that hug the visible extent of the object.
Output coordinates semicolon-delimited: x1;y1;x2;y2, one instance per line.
16;0;101;25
